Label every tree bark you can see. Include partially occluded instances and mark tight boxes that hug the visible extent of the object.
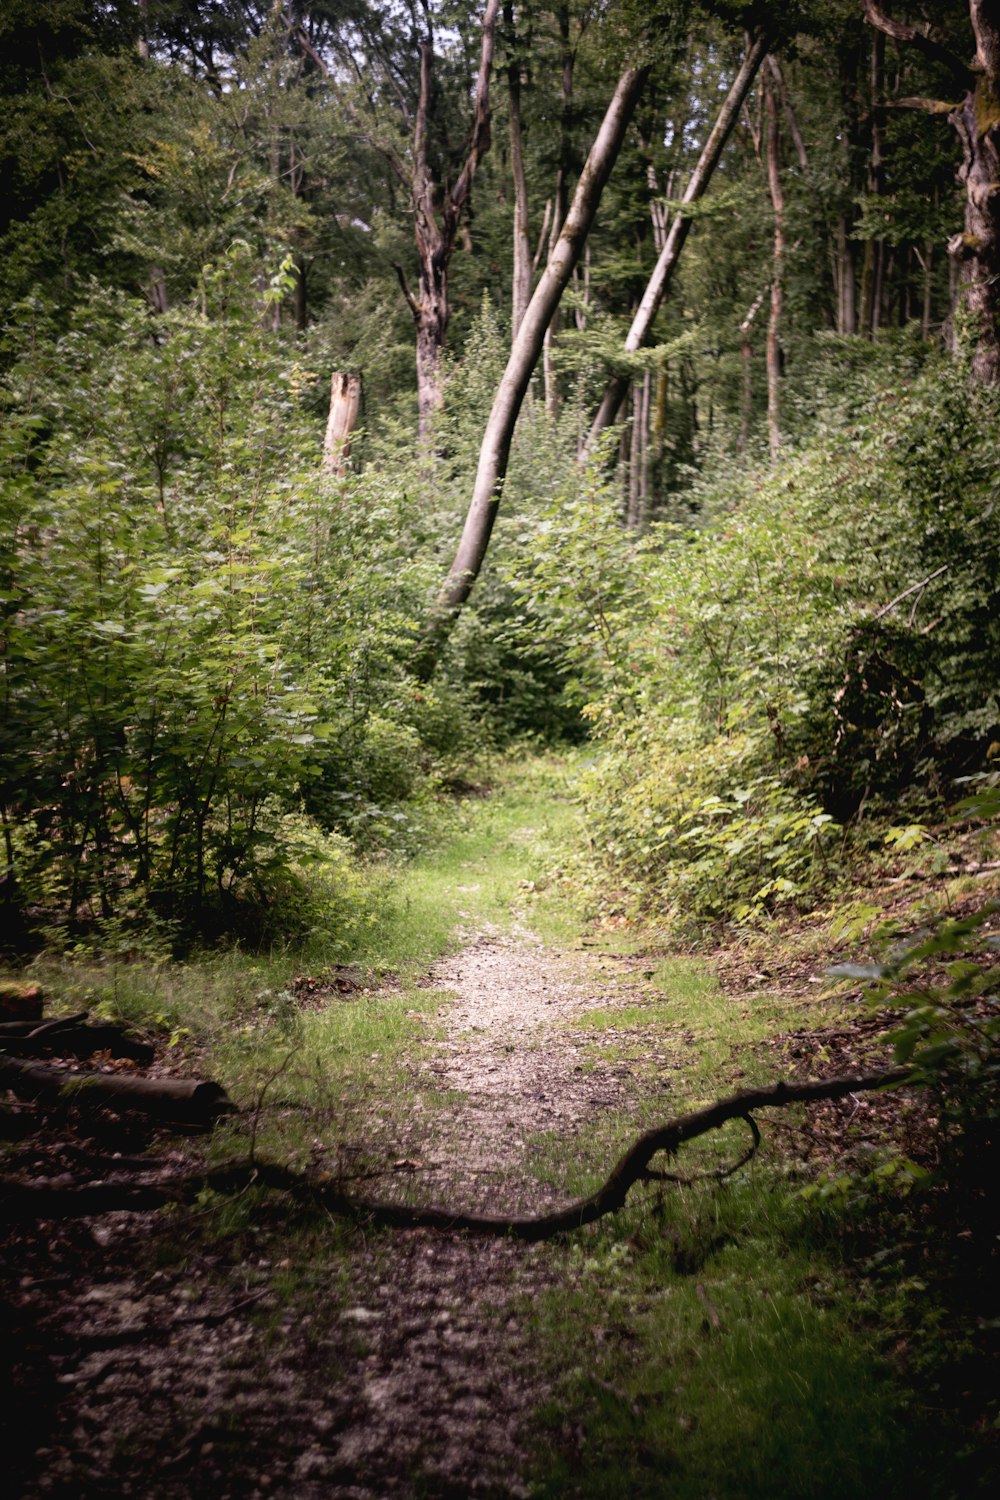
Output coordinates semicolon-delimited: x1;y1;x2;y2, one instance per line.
0;1056;234;1126
505;3;532;340
416;63;651;676
863;1;1000;383
765;73;785;460
543;3;575;418
323;372;362;476
587;31;770;447
950;2;1000;383
408;0;501;439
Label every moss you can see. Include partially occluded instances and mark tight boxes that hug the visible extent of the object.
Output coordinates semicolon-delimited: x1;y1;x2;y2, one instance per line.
974;83;1000;139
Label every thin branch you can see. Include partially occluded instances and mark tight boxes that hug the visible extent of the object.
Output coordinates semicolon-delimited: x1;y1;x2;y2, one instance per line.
393;261;420;318
532;198;552;272
886;95;962;114
873;564;949;619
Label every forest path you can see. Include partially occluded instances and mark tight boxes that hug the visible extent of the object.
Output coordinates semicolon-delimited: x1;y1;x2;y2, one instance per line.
10;762;679;1499
324;923;664;1497
11;928;671;1500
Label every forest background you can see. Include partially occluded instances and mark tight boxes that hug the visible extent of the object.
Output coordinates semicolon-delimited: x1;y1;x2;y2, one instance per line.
2;1;1000;1492
2;0;998;948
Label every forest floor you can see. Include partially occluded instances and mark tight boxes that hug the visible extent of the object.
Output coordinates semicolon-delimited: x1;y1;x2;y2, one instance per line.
3;756;997;1498
5;925;693;1498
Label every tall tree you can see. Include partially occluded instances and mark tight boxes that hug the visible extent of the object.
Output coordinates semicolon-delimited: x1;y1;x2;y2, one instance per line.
399;0;501;436
863;0;1000;384
418;60;651;674
587;28;770;447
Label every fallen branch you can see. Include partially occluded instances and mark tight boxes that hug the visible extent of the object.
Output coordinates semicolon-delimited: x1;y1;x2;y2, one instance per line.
0;1069;910;1233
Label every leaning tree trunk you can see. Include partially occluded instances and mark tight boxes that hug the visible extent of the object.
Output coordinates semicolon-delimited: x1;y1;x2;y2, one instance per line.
416;63;651;677
587;30;770;447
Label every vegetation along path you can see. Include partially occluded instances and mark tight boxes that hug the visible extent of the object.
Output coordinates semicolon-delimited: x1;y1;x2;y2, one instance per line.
3;759;992;1498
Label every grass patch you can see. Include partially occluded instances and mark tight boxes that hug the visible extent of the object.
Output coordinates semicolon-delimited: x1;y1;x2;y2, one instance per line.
529;1179;969;1499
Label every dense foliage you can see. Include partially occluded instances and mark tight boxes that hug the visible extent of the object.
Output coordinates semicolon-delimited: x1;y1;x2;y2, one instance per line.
1;0;998;945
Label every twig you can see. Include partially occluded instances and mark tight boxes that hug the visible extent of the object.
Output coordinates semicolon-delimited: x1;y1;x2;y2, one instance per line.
873;564;948;620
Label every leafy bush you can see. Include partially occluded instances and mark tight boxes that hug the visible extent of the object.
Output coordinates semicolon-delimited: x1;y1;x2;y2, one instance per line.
504;352;1000;927
0;252;484;942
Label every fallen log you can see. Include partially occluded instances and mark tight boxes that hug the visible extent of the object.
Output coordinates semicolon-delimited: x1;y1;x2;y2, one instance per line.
0;1068;910;1231
0;1056;234;1127
0;1013;154;1064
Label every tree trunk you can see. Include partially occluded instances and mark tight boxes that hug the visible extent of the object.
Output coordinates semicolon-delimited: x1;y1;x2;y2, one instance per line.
0;1055;234;1126
866;29;885;337
406;0;501;440
588;30;770;447
324;373;363;476
505;3;532;340
765;75;785;460
543;3;575;418
949;2;1000;383
863;1;1000;383
737;288;766;456
836;215;857;334
417;63;651;675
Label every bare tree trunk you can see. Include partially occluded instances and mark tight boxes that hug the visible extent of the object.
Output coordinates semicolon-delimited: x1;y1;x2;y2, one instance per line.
639;367;652;524
417;63;651;674
588;30;770;447
505;3;532;339
543;4;574;418
863;1;1000;383
324;373;362;476
765;75;785;461
836;215;857;334
737;288;766;456
403;0;501;440
949;1;1000;383
627;382;642;528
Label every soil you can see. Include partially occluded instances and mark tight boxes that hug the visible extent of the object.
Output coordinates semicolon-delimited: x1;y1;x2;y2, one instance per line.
3;928;674;1499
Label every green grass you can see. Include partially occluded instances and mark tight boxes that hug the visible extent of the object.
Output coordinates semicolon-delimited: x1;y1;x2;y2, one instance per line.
529;1181;968;1499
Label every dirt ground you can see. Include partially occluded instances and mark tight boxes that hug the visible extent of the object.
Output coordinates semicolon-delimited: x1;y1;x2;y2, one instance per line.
3;930;674;1499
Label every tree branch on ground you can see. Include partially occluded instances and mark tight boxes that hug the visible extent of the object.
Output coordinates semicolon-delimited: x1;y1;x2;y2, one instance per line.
0;1069;912;1236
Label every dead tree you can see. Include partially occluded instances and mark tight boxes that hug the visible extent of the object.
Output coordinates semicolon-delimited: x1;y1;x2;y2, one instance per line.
863;1;1000;384
416;62;652;677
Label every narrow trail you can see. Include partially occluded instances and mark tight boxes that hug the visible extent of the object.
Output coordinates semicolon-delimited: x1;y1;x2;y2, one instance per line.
320;925;663;1497
11;923;669;1500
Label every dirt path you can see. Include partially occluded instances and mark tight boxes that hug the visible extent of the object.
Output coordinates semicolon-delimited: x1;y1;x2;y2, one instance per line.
8;928;663;1499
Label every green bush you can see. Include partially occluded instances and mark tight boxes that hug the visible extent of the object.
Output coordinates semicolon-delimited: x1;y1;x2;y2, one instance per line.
505;351;1000;927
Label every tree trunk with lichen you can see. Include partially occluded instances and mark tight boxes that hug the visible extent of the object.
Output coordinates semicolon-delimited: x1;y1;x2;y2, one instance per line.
864;1;1000;384
949;3;1000;383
